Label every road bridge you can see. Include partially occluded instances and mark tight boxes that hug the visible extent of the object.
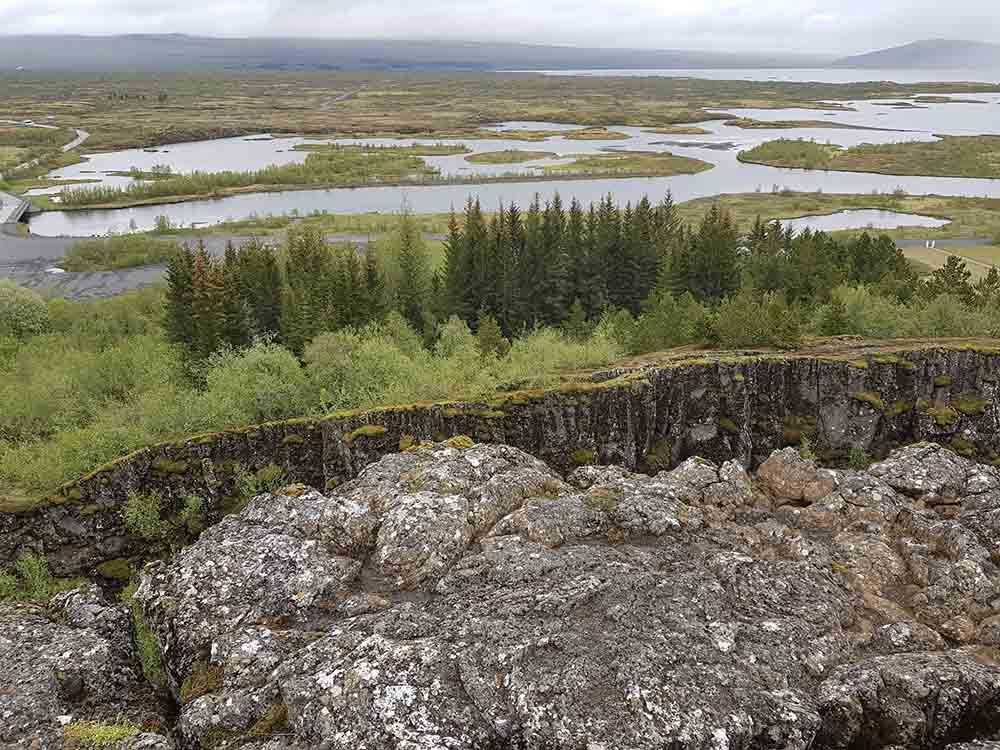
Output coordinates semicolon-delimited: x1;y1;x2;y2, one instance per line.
0;191;30;225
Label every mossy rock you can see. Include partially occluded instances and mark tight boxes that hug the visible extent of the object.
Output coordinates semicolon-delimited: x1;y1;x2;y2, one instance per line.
584;486;623;514
848;359;869;370
151;457;189;475
282;434;306;447
921;404;960;428
851;391;885;412
248;703;289;738
872;354;900;365
950;437;977;458
344;425;389;444
96;558;132;581
954;396;991;416
180;661;224;705
444;435;474;450
63;721;140;748
934;375;954;387
571;448;598;466
399;434;418;451
718;417;740;435
884;400;914;418
643;439;673;472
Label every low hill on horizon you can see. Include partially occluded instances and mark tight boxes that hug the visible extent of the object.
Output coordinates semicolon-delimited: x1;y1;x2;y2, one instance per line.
834;38;1000;68
0;34;828;73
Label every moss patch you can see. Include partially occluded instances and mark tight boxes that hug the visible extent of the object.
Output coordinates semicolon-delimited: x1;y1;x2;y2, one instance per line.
718;417;740;435
572;448;598;466
585;486;623;514
884;400;915;418
344;424;388;444
950;437;977;458
444;435;474;450
851;391;885;412
920;402;960;427
96;558;132;581
63;721;140;748
248;703;289;738
954;396;991;416
180;661;224;704
150;457;189;475
934;375;954;387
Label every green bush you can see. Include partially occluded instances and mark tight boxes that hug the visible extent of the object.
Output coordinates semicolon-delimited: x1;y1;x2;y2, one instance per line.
0;281;51;340
122;491;168;543
200;342;312;424
712;289;801;349
0;554;80;603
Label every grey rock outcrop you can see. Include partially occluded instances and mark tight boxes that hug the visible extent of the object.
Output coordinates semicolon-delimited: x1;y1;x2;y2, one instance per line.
8;344;1000;582
127;441;1000;749
0;585;169;749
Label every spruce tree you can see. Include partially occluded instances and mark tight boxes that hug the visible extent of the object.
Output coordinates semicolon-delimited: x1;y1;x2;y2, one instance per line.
191;242;224;358
362;250;387;323
164;244;196;347
219;242;250;349
395;209;429;333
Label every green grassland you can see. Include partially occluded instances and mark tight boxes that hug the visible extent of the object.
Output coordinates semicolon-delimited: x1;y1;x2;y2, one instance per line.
542;151;713;177
2;72;997;153
739;136;1000;178
724;118;884;130
466;150;557;164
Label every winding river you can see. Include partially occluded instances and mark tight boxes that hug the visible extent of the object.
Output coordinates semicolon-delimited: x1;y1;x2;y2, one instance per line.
26;92;1000;237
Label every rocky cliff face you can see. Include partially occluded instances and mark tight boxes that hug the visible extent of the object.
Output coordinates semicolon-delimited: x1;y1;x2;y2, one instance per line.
6;440;1000;748
4;345;1000;578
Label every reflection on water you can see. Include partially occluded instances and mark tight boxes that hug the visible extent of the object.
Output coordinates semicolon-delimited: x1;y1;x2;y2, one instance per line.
26;92;1000;237
780;209;950;233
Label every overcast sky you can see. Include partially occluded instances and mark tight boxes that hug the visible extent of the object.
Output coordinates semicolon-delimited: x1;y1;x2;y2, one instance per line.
0;0;997;55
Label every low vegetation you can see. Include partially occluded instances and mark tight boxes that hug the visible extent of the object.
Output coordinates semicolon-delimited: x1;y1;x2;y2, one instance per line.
58;144;446;207
0;553;81;602
60;235;183;271
466;149;556;164
740;135;1000;178
724;118;878;130
564;127;630;140
542;151;712;177
4;72;995;153
3;191;1000;500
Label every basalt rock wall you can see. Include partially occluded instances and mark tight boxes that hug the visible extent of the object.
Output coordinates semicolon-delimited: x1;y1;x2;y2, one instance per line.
4;346;1000;577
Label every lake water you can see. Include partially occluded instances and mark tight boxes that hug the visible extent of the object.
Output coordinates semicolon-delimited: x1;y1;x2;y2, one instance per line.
780;209;950;233
519;68;1000;84
26;93;1000;237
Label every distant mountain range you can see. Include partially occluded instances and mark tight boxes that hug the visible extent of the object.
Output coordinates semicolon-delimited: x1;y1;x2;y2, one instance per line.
0;35;827;73
2;35;998;74
834;39;1000;68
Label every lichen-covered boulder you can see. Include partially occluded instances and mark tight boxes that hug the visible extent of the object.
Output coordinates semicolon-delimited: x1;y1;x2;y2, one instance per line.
129;442;1000;749
0;585;168;749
